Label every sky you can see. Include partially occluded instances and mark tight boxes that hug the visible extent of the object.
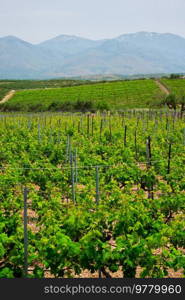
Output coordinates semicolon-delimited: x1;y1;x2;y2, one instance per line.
0;0;185;43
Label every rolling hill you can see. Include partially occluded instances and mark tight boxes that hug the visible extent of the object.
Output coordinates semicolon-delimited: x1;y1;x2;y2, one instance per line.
0;79;164;111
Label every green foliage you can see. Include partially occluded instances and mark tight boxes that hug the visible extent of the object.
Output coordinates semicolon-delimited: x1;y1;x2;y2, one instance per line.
162;94;177;110
161;78;185;99
0;79;163;111
0;111;184;278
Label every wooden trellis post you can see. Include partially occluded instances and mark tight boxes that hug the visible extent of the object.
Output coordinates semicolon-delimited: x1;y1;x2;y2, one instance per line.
95;166;100;205
23;187;28;278
167;143;172;175
146;136;153;199
70;152;75;203
146;136;152;169
124;125;127;147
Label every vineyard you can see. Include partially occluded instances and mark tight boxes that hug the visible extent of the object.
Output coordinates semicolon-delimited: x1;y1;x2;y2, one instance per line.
0;78;88;92
0;79;163;111
0;111;184;278
0;79;89;108
161;79;185;96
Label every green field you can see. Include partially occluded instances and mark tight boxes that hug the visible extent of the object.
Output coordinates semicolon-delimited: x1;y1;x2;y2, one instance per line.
0;111;184;278
0;79;163;111
161;78;185;96
0;78;88;90
0;88;10;100
0;79;89;108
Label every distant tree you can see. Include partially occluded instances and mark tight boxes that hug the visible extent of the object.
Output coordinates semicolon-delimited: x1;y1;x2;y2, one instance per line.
170;73;181;79
162;94;177;110
159;93;185;117
179;94;185;117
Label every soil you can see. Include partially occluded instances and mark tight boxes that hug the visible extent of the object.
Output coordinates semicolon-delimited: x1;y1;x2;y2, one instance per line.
155;80;170;95
0;90;15;103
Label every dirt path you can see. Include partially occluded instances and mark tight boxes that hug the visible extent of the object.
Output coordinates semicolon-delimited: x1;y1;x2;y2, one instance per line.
0;90;15;104
155;79;170;95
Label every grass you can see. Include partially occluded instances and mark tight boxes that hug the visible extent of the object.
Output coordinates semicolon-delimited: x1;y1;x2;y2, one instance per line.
0;88;10;100
0;79;89;105
0;79;89;90
0;79;163;112
161;78;185;96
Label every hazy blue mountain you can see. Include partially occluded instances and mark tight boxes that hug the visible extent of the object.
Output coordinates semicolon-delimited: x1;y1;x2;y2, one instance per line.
0;32;185;79
38;34;105;56
0;35;57;78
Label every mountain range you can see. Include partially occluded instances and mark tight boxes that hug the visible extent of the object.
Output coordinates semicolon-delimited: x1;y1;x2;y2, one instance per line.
0;32;185;79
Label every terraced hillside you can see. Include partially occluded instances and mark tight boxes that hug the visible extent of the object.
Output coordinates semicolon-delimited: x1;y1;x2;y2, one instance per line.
0;79;163;111
0;79;88;106
161;78;185;96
